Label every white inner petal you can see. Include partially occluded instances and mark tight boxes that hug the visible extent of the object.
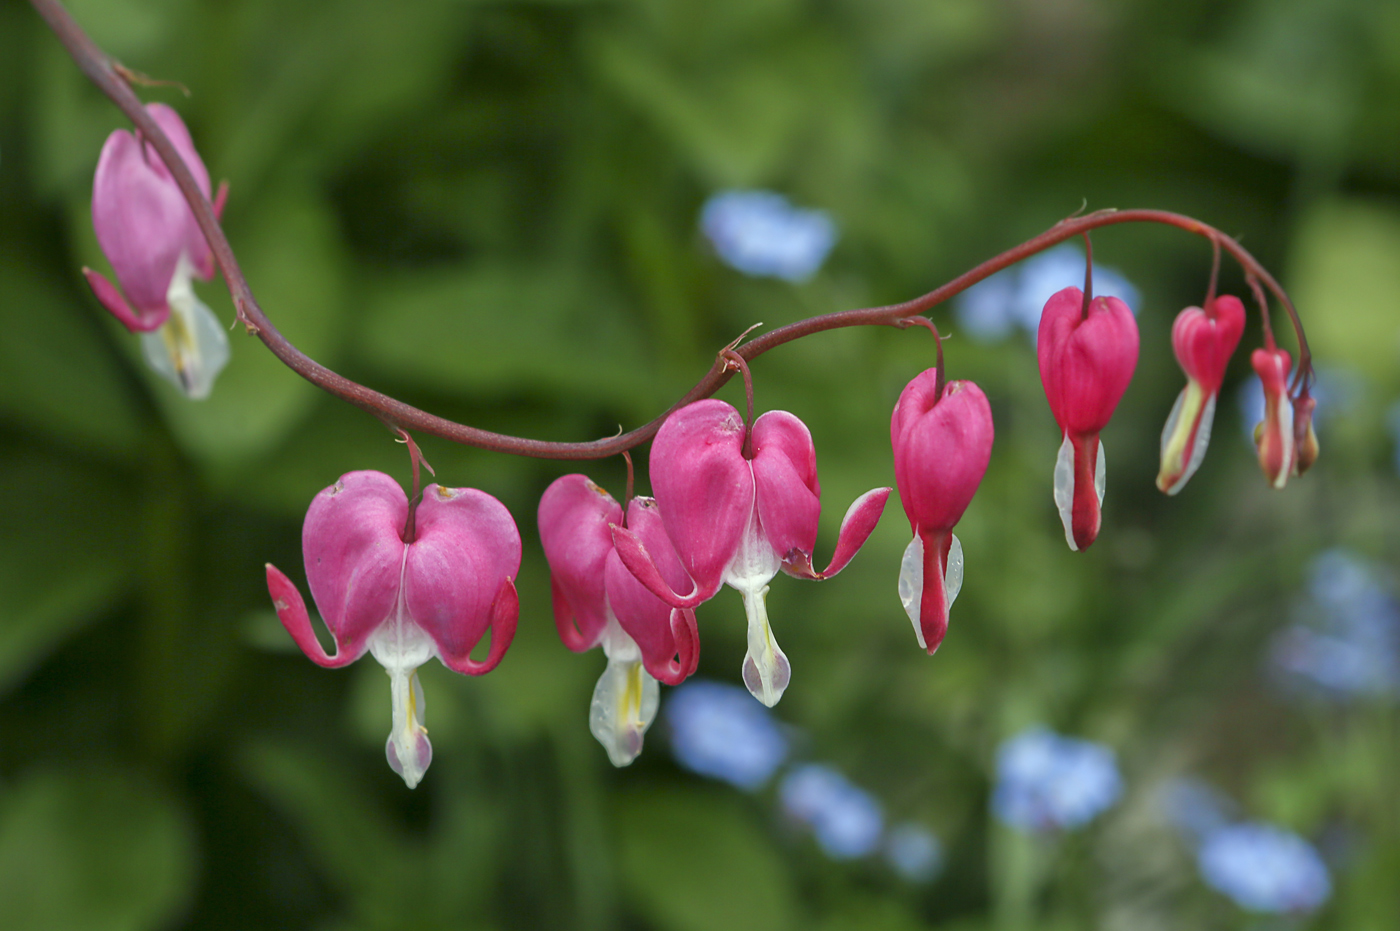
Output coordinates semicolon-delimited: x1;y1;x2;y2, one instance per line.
588;617;659;767
898;533;963;652
899;535;925;650
1094;439;1106;506
368;551;435;789
1182;393;1215;490
1159;387;1186;461
142;253;230;399
1053;434;1077;551
945;533;964;608
723;489;788;707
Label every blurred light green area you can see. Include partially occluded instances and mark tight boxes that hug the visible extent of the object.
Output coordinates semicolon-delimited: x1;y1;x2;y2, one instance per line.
0;0;1398;928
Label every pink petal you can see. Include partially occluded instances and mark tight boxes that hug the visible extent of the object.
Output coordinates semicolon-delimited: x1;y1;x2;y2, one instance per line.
811;486;890;579
436;578;519;676
92;127;189;314
302;471;407;659
82;267;167;332
751;410;821;567
1171;296;1245;394
610;524;708;608
1037;288;1139;435
404;484;522;667
891;374;994;534
650;399;752;598
145;103;215;280
538;475;622;652
605;497;699;683
266;563;361;668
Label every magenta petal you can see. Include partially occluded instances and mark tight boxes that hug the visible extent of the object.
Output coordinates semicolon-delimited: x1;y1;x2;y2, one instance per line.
266;563;360;668
751;410;821;566
650;399;752;596
92;127;189;314
538;475;622;652
891;373;994;534
404;485;521;668
436;578;518;676
1037;288;1139;435
82;267;167;332
1172;297;1245;394
606;498;699;683
610;524;708;608
813;486;890;578
302;471;407;659
917;529;953;654
145;103;215;280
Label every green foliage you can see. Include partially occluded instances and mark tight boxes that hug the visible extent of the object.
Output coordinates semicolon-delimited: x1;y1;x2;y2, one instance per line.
1;0;1398;928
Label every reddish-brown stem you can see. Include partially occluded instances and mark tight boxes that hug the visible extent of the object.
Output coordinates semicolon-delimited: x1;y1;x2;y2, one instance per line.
621;450;635;514
396;428;431;544
30;0;1312;461
1080;232;1094;319
1204;235;1221;311
721;349;756;459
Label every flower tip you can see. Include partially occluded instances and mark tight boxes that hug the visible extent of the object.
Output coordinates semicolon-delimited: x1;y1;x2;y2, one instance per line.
386;729;433;789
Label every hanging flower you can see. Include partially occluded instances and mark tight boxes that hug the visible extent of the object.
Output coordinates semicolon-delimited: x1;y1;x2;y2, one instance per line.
1157;295;1245;494
266;471;519;788
1251;346;1295;488
890;368;993;653
613;399;889;706
538;475;697;766
86;103;229;398
1037;286;1139;550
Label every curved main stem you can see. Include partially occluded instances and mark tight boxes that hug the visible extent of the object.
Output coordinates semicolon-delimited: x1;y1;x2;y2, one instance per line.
31;0;1311;462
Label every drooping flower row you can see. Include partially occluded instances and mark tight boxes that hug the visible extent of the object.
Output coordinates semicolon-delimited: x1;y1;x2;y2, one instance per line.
81;104;1318;785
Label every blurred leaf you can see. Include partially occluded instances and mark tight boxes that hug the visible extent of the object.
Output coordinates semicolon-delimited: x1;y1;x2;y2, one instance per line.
239;739;419;915
0;260;143;457
356;263;654;407
153;184;348;475
0;767;196;931
0;451;135;694
1288;199;1400;392
617;787;797;931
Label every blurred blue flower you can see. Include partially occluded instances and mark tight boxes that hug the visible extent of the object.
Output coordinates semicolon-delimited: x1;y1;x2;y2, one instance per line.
884;822;943;882
1387;399;1400;476
665;679;789;790
1269;549;1400;699
955;245;1139;345
700;190;837;282
1197;822;1331;913
991;727;1122;832
779;764;884;859
1158;777;1236;844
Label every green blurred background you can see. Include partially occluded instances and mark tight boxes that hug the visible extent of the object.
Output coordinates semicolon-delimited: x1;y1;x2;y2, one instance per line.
2;0;1399;928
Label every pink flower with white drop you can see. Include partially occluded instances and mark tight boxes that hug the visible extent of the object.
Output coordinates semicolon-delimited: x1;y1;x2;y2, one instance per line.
86;103;229;398
266;471;520;788
1037;286;1139;551
890;369;993;654
538;475;697;766
1157;295;1245;495
613;399;889;707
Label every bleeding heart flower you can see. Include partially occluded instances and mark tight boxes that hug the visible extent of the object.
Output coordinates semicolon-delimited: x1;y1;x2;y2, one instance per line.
85;103;230;398
890;369;994;654
1251;347;1295;489
538;475;697;766
266;471;519;788
612;399;889;706
1037;286;1138;551
1157;295;1246;495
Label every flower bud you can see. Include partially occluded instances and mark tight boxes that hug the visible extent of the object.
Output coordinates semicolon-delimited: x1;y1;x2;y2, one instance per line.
1251;347;1295;488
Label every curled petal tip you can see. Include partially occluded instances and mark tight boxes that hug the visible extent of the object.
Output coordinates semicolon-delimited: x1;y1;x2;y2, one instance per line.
610;524;707;608
266;563;355;668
